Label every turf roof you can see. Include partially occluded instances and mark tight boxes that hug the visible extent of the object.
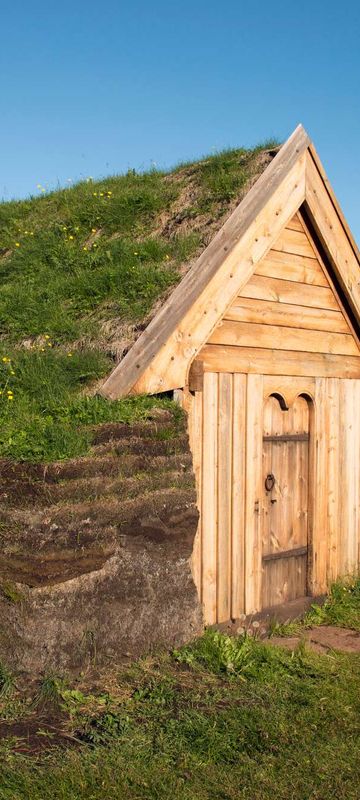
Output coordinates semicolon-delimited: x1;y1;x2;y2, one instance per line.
0;140;278;461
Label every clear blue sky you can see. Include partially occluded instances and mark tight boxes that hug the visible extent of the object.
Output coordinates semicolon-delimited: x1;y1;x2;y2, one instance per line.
1;0;360;241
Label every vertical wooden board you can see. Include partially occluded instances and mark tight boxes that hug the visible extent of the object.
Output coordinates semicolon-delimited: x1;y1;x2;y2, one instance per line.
312;378;328;594
231;373;247;619
201;372;218;624
354;382;360;574
326;379;340;582
244;374;263;614
339;380;360;575
188;389;203;601
217;373;233;622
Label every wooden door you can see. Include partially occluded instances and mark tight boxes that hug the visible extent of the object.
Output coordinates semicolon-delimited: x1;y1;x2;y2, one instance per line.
262;394;309;608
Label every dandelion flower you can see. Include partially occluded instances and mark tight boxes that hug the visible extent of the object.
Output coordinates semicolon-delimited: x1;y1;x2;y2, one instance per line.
10;370;15;375
15;242;20;247
99;192;104;197
69;235;74;240
44;334;50;339
83;246;88;251
67;352;73;357
91;228;96;233
93;192;97;197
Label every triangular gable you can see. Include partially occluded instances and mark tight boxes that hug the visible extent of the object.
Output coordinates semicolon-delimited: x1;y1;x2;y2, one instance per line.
206;211;360;362
100;126;360;398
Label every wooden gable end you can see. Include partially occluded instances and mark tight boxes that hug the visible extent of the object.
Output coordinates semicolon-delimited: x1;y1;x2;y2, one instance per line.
198;211;360;380
100;127;360;398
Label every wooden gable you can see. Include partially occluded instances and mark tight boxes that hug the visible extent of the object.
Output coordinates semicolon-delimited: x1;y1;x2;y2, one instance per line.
198;210;360;380
100;126;360;398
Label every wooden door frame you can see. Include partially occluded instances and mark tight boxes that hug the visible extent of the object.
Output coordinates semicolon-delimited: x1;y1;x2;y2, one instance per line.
245;376;316;614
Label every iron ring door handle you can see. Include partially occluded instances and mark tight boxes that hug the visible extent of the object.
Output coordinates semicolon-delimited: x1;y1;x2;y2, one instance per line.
265;473;275;492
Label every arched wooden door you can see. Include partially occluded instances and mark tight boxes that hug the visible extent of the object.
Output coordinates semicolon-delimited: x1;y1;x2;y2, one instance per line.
262;394;310;609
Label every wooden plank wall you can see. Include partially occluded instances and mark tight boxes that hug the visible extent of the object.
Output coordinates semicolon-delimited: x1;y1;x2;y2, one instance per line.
188;373;360;624
202;213;360;380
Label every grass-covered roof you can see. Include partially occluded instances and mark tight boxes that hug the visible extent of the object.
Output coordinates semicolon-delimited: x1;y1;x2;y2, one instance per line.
0;141;278;461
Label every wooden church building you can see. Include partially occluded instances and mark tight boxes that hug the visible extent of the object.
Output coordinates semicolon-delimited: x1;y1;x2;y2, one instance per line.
101;125;360;626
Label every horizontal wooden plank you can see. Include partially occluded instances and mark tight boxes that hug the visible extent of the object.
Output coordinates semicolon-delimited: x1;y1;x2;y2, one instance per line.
198;344;360;379
263;434;310;442
256;249;328;286
239;275;340;310
285;214;305;233
209;320;359;356
262;546;308;562
225;297;350;333
272;227;315;258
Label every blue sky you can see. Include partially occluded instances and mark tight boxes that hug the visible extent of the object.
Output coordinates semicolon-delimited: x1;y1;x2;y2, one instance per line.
1;0;360;241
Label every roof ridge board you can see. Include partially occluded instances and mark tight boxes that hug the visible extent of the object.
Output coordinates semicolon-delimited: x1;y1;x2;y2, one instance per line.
308;143;360;265
101;125;311;399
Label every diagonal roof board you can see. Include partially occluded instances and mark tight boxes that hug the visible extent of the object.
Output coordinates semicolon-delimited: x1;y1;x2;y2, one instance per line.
100;125;360;399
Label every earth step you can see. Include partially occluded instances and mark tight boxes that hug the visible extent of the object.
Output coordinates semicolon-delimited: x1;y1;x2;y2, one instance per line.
0;453;193;493
0;546;115;588
1;469;194;509
2;487;197;535
90;433;190;458
91;420;183;445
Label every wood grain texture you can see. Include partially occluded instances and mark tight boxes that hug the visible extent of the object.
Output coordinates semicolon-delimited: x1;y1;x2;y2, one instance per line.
199;345;360;379
255;250;328;286
217;373;233;622
305;151;360;323
272;227;315;258
244;374;263;614
209;319;358;356
201;373;218;623
240;275;340;310
225;298;349;333
231;373;247;618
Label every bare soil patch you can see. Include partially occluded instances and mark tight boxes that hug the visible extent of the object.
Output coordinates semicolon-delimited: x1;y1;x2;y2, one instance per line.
270;625;360;653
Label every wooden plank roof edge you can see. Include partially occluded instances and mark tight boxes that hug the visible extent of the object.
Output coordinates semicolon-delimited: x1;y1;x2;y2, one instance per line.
307;143;360;265
100;124;311;399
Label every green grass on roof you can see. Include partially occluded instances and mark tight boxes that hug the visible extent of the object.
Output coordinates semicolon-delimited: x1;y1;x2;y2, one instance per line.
0;140;278;461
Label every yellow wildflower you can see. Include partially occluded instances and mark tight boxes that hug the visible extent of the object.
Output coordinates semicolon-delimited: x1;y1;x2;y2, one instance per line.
91;228;96;233
83;246;87;251
10;370;15;375
69;235;74;240
99;192;104;197
44;335;50;339
15;242;20;247
67;352;73;357
7;395;14;401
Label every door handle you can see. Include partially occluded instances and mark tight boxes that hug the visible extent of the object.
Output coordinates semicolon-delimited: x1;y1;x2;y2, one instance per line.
265;473;275;492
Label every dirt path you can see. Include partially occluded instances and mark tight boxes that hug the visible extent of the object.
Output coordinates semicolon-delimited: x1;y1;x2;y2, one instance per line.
269;625;360;654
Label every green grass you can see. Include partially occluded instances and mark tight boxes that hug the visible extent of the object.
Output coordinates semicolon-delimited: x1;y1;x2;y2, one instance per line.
271;575;360;637
0;141;276;462
1;615;360;799
0;343;182;461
